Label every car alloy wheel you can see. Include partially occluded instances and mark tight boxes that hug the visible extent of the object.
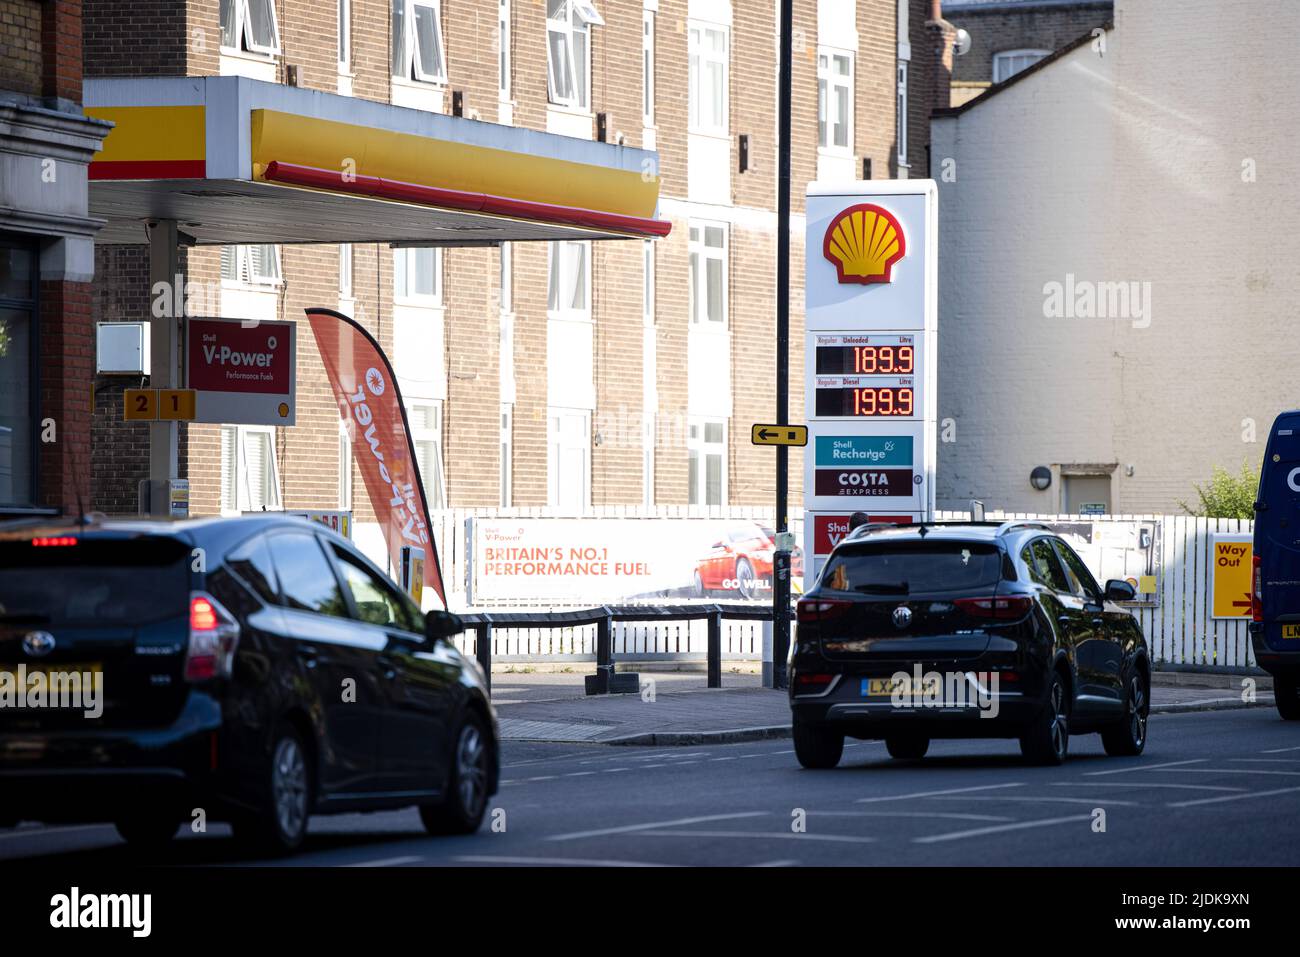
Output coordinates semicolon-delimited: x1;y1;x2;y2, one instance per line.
1022;670;1070;765
1127;675;1147;748
455;723;489;821
272;735;308;843
1048;679;1068;758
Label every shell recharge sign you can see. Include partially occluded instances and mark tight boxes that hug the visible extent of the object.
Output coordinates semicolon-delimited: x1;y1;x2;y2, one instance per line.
803;182;938;582
306;308;446;608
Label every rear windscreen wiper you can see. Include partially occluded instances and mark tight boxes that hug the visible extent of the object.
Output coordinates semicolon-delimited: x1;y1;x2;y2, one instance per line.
855;582;910;595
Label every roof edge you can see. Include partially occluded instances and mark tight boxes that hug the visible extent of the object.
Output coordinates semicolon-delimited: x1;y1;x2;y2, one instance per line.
933;21;1113;118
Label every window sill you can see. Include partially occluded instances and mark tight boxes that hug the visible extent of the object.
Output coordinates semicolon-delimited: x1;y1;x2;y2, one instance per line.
688;128;730;141
547;102;593;118
689;321;729;335
547;311;594;324
393;296;445;310
392;75;447;92
219;45;279;64
221;279;281;291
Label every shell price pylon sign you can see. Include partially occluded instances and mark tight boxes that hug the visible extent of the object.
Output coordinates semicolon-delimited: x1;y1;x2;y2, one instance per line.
803;182;939;582
822;203;906;285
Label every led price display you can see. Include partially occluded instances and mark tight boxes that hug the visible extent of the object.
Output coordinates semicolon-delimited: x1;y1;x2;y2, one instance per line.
814;386;915;417
815;343;915;376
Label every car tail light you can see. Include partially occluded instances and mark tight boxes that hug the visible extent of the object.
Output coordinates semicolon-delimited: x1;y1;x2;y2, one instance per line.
1252;555;1263;622
185;592;240;682
31;536;77;547
954;594;1034;620
796;599;851;623
795;672;834;689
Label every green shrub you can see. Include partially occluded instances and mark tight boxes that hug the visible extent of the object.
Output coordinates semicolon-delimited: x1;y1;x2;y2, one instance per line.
1179;460;1258;519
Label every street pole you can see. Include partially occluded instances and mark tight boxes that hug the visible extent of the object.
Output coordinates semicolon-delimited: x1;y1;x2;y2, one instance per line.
146;219;180;517
772;0;794;689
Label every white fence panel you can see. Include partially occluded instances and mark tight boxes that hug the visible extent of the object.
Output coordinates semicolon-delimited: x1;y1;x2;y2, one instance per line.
442;508;1258;671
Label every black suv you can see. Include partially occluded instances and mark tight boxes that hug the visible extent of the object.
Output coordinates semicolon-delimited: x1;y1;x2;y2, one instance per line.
789;521;1149;768
0;515;497;854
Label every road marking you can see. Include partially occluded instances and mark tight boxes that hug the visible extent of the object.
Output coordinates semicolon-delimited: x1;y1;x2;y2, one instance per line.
0;824;113;843
1229;758;1300;764
1262;745;1300;754
711;756;738;762
752;860;799;867
638;830;876;844
931;795;1141;807
1168;785;1300;809
346;855;423;867
855;782;1024;804
564;771;597;777
548;811;769;842
603;768;630;773
1083;759;1206;776
812;811;1013;822
915;814;1092;845
526;775;557;782
1154;768;1300;777
455;855;675;867
1050;782;1246;792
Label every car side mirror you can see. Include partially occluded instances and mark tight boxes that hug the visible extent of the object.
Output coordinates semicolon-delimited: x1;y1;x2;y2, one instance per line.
1104;579;1136;602
424;610;465;643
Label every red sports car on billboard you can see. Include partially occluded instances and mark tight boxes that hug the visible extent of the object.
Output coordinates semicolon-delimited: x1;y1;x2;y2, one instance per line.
693;523;803;599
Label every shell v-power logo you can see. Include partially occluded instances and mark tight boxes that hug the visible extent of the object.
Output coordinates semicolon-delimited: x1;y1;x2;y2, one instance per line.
823;203;905;284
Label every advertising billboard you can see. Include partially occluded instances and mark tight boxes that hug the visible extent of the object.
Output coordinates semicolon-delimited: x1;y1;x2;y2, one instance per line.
470;518;805;604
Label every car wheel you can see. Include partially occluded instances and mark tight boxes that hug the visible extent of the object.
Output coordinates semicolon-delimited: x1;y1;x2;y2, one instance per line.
420;711;492;835
114;813;180;851
792;717;844;769
1276;676;1300;721
1020;670;1070;766
235;724;311;855
735;559;756;600
693;571;706;599
885;735;930;760
1102;670;1149;755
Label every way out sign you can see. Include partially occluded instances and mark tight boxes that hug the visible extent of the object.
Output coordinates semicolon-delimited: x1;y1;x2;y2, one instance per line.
1210;533;1253;619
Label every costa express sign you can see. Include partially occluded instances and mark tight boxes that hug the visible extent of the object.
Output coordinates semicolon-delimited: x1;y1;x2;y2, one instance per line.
186;318;296;425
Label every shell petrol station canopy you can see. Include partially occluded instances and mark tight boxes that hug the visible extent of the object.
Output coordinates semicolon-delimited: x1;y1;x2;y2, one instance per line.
83;76;669;247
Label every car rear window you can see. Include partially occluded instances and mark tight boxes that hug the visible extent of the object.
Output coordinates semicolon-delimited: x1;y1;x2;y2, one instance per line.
0;536;191;625
820;541;1006;595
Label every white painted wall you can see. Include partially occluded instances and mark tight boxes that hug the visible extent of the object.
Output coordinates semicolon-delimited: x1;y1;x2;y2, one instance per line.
931;0;1300;514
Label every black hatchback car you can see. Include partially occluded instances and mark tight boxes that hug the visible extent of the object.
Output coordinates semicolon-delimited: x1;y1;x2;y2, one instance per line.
0;515;497;854
789;521;1149;768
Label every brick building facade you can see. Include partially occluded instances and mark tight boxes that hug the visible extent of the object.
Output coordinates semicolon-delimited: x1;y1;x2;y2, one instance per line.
943;0;1111;106
84;0;937;528
0;0;110;516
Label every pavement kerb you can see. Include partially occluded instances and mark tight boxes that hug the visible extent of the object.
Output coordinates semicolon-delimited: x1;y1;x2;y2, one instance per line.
590;696;1274;747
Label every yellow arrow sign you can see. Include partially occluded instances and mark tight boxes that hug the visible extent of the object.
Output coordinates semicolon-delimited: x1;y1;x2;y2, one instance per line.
751;424;808;447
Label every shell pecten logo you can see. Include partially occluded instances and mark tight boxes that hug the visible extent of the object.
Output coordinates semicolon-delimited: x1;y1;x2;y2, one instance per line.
822;203;905;285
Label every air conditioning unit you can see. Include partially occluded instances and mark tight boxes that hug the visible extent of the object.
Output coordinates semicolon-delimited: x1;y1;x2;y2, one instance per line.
97;322;151;375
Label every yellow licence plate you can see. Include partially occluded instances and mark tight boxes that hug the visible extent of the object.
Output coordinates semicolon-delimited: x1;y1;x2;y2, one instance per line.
864;675;941;697
1282;625;1300;639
